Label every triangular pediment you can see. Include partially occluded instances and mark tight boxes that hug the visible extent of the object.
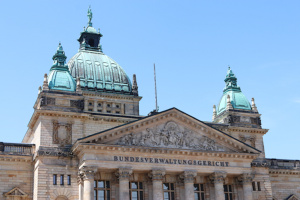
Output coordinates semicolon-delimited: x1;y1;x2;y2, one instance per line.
287;195;299;200
5;187;28;197
77;108;260;154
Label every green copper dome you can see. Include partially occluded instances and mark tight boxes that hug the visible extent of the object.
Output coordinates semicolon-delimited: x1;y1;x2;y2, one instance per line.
217;67;251;114
67;7;132;94
48;43;76;92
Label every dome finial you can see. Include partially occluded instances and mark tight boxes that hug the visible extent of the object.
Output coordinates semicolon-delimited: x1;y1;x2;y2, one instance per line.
223;66;241;93
52;42;67;68
87;5;93;27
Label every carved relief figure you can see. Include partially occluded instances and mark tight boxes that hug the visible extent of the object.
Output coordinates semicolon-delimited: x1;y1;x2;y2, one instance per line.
116;121;224;151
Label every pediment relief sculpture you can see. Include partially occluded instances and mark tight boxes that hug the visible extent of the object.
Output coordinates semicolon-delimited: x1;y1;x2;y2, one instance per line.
116;121;227;151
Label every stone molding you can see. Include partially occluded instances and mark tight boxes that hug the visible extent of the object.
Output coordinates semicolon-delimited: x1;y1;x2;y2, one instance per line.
149;169;166;181
209;171;227;184
239;135;256;147
179;171;197;183
53;121;72;145
237;173;254;184
116;167;133;181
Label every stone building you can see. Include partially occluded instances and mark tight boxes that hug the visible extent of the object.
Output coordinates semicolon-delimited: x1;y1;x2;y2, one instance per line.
0;8;299;200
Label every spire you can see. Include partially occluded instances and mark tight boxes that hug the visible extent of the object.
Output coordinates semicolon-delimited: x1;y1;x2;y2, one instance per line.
132;74;138;96
226;95;233;110
42;73;49;91
212;105;217;121
251;98;258;112
87;6;93;27
51;43;67;70
76;77;82;93
223;66;241;93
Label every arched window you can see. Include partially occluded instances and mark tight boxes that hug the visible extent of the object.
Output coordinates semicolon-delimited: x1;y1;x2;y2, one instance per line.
88;39;95;47
56;196;68;200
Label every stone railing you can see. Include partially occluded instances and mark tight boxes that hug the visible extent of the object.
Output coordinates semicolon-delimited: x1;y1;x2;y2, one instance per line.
0;142;34;155
266;158;300;170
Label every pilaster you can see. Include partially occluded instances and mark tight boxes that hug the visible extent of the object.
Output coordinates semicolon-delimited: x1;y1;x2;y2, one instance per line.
237;173;254;200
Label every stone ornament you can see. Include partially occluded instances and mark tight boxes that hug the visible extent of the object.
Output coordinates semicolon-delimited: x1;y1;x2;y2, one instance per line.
287;194;299;200
53;121;72;145
239;135;256;147
179;171;197;183
237;173;254;184
115;167;133;180
209;172;227;184
117;121;224;151
149;169;166;181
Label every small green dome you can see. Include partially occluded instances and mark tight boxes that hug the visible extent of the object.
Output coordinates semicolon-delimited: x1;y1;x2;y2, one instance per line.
48;43;76;92
217;67;251;114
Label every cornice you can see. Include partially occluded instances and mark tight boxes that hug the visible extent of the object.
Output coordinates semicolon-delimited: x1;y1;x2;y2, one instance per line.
82;91;142;101
72;143;258;160
226;126;268;134
0;155;32;163
269;169;300;175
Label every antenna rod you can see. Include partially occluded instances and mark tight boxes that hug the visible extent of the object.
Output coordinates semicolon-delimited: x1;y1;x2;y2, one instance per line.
154;63;158;112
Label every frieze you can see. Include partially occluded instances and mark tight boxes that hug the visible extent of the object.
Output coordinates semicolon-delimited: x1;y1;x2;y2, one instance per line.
114;156;230;167
40;96;55;106
70;100;84;110
117;121;224;151
37;147;74;157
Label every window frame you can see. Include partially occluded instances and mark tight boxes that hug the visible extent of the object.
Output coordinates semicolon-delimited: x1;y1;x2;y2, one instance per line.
194;183;205;200
129;182;144;200
163;183;175;200
224;184;233;200
94;180;111;200
53;174;57;185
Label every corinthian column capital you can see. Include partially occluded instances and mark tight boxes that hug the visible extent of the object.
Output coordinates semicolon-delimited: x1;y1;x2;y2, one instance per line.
209;171;227;184
237;173;254;184
149;169;166;181
116;167;132;181
79;166;97;180
179;170;197;183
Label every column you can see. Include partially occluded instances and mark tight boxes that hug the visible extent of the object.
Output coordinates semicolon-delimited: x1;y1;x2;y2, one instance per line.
80;167;96;200
209;172;227;200
117;168;132;200
84;99;88;111
149;170;165;200
77;173;84;200
180;171;197;200
238;173;254;200
94;100;98;112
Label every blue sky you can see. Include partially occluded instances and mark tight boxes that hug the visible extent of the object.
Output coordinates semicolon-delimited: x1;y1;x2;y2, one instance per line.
0;1;299;159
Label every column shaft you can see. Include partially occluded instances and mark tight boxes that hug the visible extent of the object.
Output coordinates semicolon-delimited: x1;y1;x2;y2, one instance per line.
184;182;195;200
149;170;165;200
209;172;226;200
83;178;94;200
243;182;253;200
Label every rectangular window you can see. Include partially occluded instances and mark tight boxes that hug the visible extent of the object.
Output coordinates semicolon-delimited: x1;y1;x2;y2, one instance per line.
60;175;64;185
252;182;256;191
94;180;111;200
224;185;233;200
163;183;175;200
194;184;205;200
130;182;144;200
257;182;261;191
53;174;57;185
67;175;71;185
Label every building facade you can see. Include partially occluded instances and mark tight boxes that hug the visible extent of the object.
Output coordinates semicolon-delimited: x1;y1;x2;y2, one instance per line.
0;8;299;200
